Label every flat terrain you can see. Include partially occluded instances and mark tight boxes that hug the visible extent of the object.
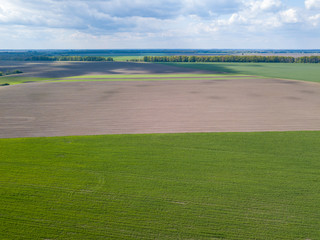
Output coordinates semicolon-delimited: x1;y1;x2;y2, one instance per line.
1;132;320;239
165;62;320;83
1;61;320;239
0;61;212;78
1;76;320;138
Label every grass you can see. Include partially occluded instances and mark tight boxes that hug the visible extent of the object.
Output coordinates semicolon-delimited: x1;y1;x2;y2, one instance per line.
66;73;248;78
0;74;256;86
0;76;53;85
2;62;320;86
112;56;144;62
164;62;320;83
61;74;257;82
1;131;320;239
49;77;260;83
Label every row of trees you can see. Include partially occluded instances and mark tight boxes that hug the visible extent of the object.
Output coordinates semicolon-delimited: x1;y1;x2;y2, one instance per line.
295;56;320;63
26;56;114;61
0;70;23;76
143;55;320;63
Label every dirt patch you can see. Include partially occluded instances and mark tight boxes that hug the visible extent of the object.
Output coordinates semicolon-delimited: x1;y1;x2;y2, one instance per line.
1;78;320;138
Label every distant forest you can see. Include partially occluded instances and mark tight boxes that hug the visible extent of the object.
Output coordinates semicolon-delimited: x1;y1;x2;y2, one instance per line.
25;56;114;61
0;49;319;63
3;49;319;57
143;55;320;63
0;69;23;76
0;54;113;61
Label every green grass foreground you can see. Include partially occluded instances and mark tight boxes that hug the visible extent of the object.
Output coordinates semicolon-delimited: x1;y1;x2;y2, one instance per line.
1;132;320;239
164;62;320;83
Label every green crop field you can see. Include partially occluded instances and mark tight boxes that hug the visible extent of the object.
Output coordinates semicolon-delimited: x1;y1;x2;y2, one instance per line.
164;62;320;83
1;62;319;86
112;56;144;62
0;74;256;86
66;73;240;78
0;76;53;85
1;132;320;239
1;61;320;239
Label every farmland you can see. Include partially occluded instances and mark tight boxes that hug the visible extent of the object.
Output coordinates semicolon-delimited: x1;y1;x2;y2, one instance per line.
1;74;320;138
1;61;320;86
164;62;320;83
1;132;320;239
1;60;320;239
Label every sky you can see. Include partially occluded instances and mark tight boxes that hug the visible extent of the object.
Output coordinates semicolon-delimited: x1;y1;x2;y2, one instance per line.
0;0;319;49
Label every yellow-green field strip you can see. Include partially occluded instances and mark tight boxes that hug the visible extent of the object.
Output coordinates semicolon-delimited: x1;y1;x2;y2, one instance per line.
55;75;261;83
1;74;264;85
66;74;251;78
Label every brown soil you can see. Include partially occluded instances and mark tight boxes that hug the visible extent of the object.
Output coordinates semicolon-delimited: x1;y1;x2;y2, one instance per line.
1;77;320;138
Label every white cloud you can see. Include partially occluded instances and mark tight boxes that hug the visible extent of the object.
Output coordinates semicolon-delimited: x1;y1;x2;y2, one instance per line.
0;0;319;48
280;9;299;23
305;0;320;10
228;13;247;24
260;0;282;10
246;0;282;12
309;13;320;26
206;0;285;31
183;0;242;16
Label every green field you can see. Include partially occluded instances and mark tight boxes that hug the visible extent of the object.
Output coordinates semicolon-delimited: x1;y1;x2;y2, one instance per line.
1;61;320;239
0;74;255;86
66;73;239;78
1;62;320;86
112;56;144;62
164;62;320;83
0;76;53;85
1;132;320;239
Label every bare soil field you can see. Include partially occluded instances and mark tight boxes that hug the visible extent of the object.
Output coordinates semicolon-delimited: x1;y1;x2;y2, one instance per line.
0;61;212;78
1;77;320;138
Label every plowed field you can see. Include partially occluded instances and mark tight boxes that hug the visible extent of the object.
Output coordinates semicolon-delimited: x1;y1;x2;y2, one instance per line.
1;76;320;138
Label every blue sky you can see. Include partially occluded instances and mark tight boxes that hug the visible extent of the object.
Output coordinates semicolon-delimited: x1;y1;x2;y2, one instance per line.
0;0;319;49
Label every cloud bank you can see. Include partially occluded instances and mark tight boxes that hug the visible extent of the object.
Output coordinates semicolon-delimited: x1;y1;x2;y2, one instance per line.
0;0;319;49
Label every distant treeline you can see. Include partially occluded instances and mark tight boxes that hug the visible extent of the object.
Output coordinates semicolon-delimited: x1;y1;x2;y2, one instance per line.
143;55;320;63
295;56;320;63
27;56;114;61
0;55;113;61
0;69;23;76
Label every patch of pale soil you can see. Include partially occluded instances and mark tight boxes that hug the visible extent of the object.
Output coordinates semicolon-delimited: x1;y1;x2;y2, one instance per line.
1;78;320;138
